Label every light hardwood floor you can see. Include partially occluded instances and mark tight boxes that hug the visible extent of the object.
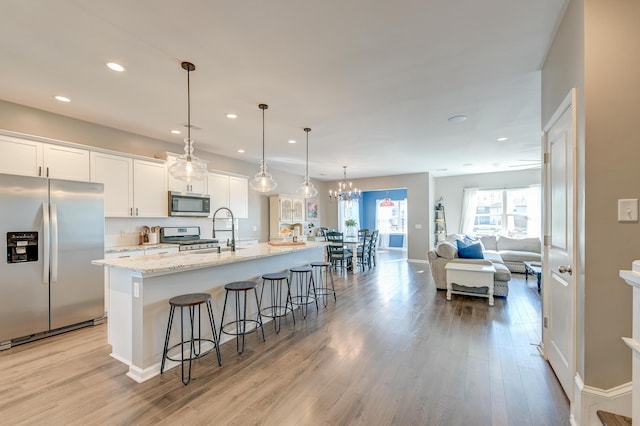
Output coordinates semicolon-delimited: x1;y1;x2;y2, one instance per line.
0;250;569;425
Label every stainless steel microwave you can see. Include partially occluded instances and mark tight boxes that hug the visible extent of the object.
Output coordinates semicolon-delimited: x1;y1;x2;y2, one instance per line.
168;191;211;217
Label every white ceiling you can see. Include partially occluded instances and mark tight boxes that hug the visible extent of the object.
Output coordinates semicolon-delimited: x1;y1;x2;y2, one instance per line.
0;0;567;180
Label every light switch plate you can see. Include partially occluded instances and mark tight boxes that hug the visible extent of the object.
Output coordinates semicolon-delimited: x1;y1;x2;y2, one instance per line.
618;199;638;222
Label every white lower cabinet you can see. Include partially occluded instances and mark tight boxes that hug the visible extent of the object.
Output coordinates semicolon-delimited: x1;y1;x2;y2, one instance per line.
91;152;167;217
208;172;248;218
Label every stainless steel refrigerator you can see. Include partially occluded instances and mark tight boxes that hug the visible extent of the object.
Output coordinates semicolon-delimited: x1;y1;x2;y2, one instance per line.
0;173;104;348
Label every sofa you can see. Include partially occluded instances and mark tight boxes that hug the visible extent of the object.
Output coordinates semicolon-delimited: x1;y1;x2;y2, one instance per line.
427;235;541;298
427;238;512;297
477;235;542;274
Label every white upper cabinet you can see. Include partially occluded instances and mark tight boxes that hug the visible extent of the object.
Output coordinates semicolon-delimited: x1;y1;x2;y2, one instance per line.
228;176;248;219
208;172;229;217
0;135;89;181
90;152;133;217
91;152;167;217
159;152;208;194
208;172;248;218
43;144;90;181
132;159;167;217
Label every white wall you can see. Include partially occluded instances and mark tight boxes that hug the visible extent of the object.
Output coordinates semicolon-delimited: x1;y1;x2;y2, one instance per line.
434;168;542;235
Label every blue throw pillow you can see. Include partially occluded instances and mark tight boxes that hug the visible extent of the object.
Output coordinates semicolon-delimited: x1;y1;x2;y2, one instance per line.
456;239;484;259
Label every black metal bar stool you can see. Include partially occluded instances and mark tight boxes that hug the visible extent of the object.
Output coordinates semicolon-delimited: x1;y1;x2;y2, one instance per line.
259;272;295;333
311;261;336;307
160;292;222;385
289;266;318;319
219;281;265;355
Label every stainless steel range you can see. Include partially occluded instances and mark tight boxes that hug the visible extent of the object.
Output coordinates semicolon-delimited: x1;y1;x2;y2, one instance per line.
160;226;219;251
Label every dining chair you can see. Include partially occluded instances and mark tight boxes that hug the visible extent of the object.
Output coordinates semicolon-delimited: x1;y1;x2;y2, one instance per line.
325;231;353;272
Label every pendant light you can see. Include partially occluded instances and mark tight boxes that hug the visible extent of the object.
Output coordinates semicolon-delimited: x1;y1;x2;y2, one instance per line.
296;127;318;198
250;103;277;193
168;61;207;182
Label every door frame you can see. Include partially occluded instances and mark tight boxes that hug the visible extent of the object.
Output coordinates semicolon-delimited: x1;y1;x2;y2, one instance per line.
541;87;578;402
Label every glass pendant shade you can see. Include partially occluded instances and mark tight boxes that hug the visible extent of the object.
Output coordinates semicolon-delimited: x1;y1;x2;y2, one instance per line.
169;61;207;182
296;127;318;198
250;103;277;193
169;137;208;183
250;159;277;193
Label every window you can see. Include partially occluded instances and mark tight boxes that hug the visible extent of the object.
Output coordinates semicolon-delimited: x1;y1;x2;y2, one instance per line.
466;187;540;238
376;199;407;233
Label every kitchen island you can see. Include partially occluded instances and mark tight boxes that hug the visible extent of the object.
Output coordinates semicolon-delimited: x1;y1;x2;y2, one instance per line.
93;242;325;383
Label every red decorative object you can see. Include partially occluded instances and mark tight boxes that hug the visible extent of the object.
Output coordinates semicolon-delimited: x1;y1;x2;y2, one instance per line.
380;198;395;207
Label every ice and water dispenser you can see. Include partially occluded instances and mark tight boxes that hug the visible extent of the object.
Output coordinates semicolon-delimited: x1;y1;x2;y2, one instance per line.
6;232;38;263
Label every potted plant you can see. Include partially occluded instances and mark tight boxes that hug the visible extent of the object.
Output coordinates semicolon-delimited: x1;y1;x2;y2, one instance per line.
344;218;357;237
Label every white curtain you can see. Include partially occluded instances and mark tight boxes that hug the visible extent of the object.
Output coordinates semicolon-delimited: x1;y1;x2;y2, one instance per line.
459;187;478;234
526;184;542;238
338;200;359;236
375;198;391;248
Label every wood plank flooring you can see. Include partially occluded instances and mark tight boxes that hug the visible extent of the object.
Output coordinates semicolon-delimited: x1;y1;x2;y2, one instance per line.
0;250;570;425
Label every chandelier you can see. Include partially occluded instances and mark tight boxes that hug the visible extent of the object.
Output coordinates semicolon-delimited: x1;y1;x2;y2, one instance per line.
329;166;361;202
168;61;208;182
249;103;277;193
295;127;318;198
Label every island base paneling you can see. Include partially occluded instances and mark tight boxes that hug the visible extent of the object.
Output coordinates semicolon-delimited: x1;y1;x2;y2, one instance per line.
106;245;324;382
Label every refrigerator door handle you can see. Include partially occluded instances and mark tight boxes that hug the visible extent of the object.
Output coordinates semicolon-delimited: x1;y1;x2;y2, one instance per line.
42;202;50;284
51;203;59;283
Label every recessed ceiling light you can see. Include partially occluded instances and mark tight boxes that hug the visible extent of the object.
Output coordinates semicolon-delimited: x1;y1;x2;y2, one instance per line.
226;113;237;119
288;140;296;144
54;95;70;103
171;130;181;134
447;115;467;123
106;62;125;72
497;137;508;142
237;149;245;153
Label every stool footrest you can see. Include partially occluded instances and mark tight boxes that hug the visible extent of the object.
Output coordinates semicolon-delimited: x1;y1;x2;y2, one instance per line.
260;306;294;318
221;320;263;336
164;339;218;364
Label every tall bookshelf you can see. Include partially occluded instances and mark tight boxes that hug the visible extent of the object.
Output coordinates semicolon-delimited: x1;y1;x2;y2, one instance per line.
435;201;447;244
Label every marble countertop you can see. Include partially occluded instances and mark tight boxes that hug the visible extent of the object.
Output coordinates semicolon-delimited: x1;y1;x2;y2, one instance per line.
94;241;325;276
105;243;176;254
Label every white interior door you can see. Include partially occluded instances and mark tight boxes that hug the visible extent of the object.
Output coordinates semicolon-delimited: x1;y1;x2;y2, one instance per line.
543;89;577;401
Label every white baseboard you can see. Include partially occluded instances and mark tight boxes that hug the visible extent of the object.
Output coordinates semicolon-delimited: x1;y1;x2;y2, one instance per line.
573;373;632;425
407;259;428;264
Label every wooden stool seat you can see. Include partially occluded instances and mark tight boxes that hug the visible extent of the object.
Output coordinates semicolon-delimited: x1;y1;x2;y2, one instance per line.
169;293;211;307
224;281;258;292
262;272;289;280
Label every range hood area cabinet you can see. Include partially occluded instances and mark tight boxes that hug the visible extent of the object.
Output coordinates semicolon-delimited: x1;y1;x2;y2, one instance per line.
90;151;167;217
0;134;90;181
207;172;248;218
156;152;208;195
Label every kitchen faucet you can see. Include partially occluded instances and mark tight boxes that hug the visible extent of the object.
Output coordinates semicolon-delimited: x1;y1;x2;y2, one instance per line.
212;207;236;252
